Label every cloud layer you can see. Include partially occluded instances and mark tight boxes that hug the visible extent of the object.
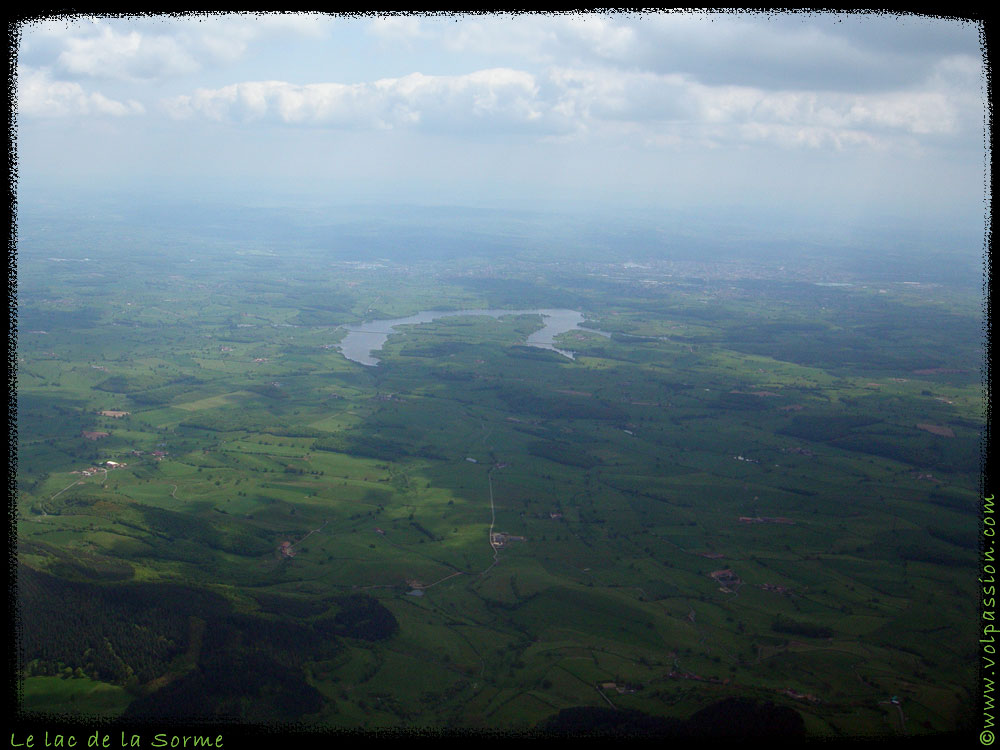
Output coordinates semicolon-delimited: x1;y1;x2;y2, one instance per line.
162;68;562;135
155;62;978;152
17;67;144;117
17;12;982;153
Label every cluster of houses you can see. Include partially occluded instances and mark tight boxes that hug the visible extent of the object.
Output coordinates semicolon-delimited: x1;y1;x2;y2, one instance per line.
125;448;168;460
491;532;526;549
404;578;426;596
709;569;741;593
76;460;127;477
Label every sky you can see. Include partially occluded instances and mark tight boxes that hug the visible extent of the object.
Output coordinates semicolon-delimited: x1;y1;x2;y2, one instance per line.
12;11;989;233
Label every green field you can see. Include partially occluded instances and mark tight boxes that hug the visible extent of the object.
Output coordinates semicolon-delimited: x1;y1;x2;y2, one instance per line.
14;218;983;736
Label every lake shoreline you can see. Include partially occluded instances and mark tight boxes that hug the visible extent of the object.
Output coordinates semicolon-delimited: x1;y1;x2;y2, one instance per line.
337;308;609;366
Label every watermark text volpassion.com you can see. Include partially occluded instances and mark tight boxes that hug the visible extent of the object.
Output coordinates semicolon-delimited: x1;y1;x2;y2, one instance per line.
982;493;996;745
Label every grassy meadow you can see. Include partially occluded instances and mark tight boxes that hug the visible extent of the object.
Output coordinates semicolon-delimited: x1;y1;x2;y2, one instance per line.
14;235;983;736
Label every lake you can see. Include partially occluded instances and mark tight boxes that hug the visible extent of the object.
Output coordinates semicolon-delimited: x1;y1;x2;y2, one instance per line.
337;308;609;366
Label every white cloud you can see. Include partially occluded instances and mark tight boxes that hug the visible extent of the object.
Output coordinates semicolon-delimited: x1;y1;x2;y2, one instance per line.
426;14;645;65
407;12;982;97
547;66;694;123
843;92;957;135
16;66;144;117
57;25;201;79
544;65;969;149
22;14;336;82
705;85;961;138
157;58;974;152
163;68;566;134
561;15;636;59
